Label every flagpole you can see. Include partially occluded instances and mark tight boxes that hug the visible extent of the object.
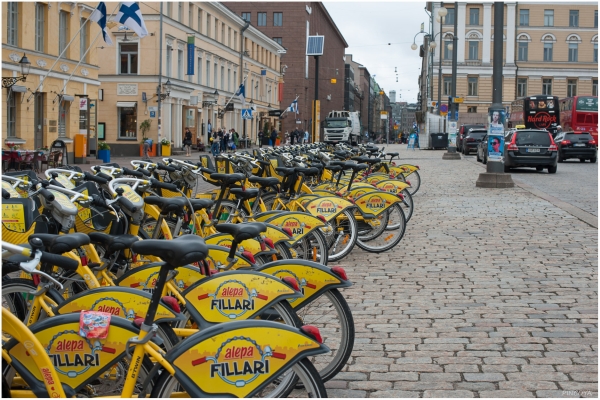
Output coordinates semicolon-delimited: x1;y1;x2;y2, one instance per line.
222;74;248;111
28;3;118;101
280;94;299;118
59;5;121;95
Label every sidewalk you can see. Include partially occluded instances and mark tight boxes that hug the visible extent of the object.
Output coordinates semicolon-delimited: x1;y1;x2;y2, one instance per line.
327;144;597;398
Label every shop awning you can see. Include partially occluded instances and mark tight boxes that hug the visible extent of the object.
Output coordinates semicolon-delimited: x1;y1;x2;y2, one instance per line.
11;85;27;93
62;95;75;102
117;101;137;108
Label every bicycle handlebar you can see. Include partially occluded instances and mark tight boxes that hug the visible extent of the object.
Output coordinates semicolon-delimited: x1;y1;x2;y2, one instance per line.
150;178;179;192
84;171;109;185
38;188;55;202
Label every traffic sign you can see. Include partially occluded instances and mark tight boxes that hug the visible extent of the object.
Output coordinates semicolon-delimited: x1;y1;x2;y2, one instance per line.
453;97;463;103
241;109;253;119
440;104;448;113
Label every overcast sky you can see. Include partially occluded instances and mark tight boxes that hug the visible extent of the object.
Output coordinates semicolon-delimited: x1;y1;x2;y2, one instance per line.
323;1;428;103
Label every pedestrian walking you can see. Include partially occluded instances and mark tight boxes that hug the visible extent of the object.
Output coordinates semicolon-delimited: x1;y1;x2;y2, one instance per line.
211;131;219;156
233;129;239;149
271;128;278;147
305;130;309;144
290;129;295;145
258;129;264;148
183;127;193;157
218;129;225;154
143;137;153;160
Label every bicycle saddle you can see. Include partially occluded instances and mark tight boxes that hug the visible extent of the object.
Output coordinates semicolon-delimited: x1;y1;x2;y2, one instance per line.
230;188;259;200
132;235;208;266
256;159;271;166
144;196;188;215
215;222;267;243
190;198;214;211
324;164;343;172
363;158;381;165
349;163;368;172
387;152;399;158
248;176;280;188
88;232;139;254
330;161;354;170
209;173;245;184
295;167;320;177
275;167;297;177
30;233;90;254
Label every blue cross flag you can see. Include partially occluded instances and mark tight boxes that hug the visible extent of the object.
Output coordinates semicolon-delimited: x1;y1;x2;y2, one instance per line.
113;2;148;38
90;2;113;45
235;83;245;107
287;99;298;114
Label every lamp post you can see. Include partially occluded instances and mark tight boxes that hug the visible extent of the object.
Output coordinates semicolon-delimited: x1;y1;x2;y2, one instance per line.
442;2;461;160
2;54;31;89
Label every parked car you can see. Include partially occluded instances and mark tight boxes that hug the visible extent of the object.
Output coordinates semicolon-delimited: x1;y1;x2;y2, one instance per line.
504;129;558;173
457;124;486;152
554;131;597;163
476;134;489;164
462;129;487;155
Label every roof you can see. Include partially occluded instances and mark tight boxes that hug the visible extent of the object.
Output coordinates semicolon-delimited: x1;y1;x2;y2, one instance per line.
317;3;349;48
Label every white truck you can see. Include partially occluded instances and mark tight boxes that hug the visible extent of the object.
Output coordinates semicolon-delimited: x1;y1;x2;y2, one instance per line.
323;111;361;145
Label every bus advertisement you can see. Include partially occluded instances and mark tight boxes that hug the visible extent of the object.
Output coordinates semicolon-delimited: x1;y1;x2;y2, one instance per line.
559;96;598;143
509;95;560;136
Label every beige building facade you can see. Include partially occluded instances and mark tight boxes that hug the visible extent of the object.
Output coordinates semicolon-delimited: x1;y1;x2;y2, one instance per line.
2;2;101;162
98;2;284;156
428;2;598;125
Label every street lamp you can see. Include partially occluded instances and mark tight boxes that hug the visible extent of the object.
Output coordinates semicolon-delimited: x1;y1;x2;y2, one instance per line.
2;53;31;89
157;78;171;100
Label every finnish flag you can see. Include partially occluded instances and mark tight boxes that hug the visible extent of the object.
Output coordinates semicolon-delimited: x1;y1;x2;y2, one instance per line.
90;2;113;45
113;2;148;38
288;99;298;114
235;83;245;106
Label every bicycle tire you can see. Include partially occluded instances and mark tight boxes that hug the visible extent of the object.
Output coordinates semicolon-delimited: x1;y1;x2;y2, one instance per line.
1;277;63;323
150;356;326;398
321;209;358;262
212;199;249;224
356;203;406;253
288;229;329;265
404;170;421;195
397;189;413;224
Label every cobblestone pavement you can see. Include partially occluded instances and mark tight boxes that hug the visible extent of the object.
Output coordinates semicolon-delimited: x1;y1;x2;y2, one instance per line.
327;145;598;398
78;145;598;397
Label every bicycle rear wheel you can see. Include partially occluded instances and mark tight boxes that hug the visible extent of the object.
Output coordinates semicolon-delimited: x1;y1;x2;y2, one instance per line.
356;203;406;253
321;209;357;262
404;170;421;195
288;229;329;265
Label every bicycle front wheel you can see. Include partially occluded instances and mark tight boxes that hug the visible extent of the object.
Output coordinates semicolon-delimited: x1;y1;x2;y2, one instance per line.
356;203;406;253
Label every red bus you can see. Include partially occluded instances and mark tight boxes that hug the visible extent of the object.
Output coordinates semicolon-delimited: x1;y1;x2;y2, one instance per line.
509;95;560;136
559;96;598;143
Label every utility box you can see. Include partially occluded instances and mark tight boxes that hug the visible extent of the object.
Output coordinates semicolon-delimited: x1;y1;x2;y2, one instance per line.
429;132;448;149
74;134;88;164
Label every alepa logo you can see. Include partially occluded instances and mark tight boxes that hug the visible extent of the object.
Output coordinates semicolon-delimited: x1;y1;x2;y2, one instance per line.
128;271;159;294
197;279;268;319
192;336;285;387
313;200;342;216
89;297;139;320
365;195;386;210
282;217;311;236
46;330;115;378
381;183;398;193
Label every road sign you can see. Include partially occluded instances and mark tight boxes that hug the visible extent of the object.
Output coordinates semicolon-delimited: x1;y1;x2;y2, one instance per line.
380;111;388;120
440;104;448;113
241;109;253;119
453;97;464;103
428;100;438;107
149;111;156;118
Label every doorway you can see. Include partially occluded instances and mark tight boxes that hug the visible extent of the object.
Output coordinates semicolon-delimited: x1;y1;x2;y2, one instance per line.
34;93;44;149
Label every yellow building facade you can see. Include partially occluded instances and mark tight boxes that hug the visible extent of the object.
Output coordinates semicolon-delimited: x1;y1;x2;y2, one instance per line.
98;2;284;156
428;2;598;124
2;2;101;162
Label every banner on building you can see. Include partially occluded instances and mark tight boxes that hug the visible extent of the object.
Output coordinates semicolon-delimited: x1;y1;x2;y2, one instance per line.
187;36;195;75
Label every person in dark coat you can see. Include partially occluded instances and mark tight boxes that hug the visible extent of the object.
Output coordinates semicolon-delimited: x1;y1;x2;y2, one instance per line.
270;128;278;147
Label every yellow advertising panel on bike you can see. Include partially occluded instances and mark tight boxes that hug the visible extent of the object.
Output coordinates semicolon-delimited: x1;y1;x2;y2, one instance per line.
264;213;325;244
304;197;354;222
353;191;402;217
376;180;411;194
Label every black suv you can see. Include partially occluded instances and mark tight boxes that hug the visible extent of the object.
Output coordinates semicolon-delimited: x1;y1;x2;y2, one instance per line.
457;124;485;152
461;129;487;155
504;129;558;173
554;131;597;163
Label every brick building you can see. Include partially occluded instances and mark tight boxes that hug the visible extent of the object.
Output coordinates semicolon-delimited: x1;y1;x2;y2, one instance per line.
225;2;348;139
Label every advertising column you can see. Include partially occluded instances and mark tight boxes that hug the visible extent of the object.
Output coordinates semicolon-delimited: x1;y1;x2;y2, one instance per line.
487;109;505;163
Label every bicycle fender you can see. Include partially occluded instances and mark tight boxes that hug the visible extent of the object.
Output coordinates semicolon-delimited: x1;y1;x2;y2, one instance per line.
339;185;378;200
115;263;206;292
257;259;352;310
353;191;402;218
253;210;285;221
295;194;319;207
4;313;141;394
163;320;329;398
181;270;302;328
364;173;394;185
310;189;338;197
304;196;355;222
265;223;293;244
376;179;411;194
54;286;185;324
264;212;326;244
205;233;263;256
205;244;253;269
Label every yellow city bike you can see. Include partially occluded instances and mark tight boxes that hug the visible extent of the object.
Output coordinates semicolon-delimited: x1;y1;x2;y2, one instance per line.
2;238;329;398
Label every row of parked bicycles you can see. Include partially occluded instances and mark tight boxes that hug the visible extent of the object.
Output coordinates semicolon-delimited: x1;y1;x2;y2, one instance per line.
1;142;421;398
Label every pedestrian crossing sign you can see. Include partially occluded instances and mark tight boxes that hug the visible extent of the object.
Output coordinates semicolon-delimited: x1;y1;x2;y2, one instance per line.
242;109;253;120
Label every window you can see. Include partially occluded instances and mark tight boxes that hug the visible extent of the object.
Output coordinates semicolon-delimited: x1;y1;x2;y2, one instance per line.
518;42;528;61
273;37;282;45
273;12;282;26
166;45;172;77
595;10;598;28
80;18;88;62
213;62;217;88
469;8;479;25
220;66;224;90
58;100;69;137
468;77;478;96
467;106;477;113
468;41;478;60
59;11;69;55
228;28;231;47
178;49;183;79
258;12;266;26
206;60;210;86
517;78;527;98
206;14;211;37
227;68;231;92
594;43;598;63
542;79;552;95
443;40;453;60
221;23;224;44
234;71;237;89
166;3;172;17
119;43;138;74
197;8;202;33
519;9;529;26
242;12;251;23
197;56;202;84
568;43;578;62
567;79;577;97
543;42;553;61
35;3;45;52
118;106;137;139
214;19;218;40
569;10;579;27
7;2;18;46
178;3;182;22
445;8;455;25
188;3;193;28
233;32;237;50
544;10;554;26
7;92;16;137
593;79;598;96
443;76;452;95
